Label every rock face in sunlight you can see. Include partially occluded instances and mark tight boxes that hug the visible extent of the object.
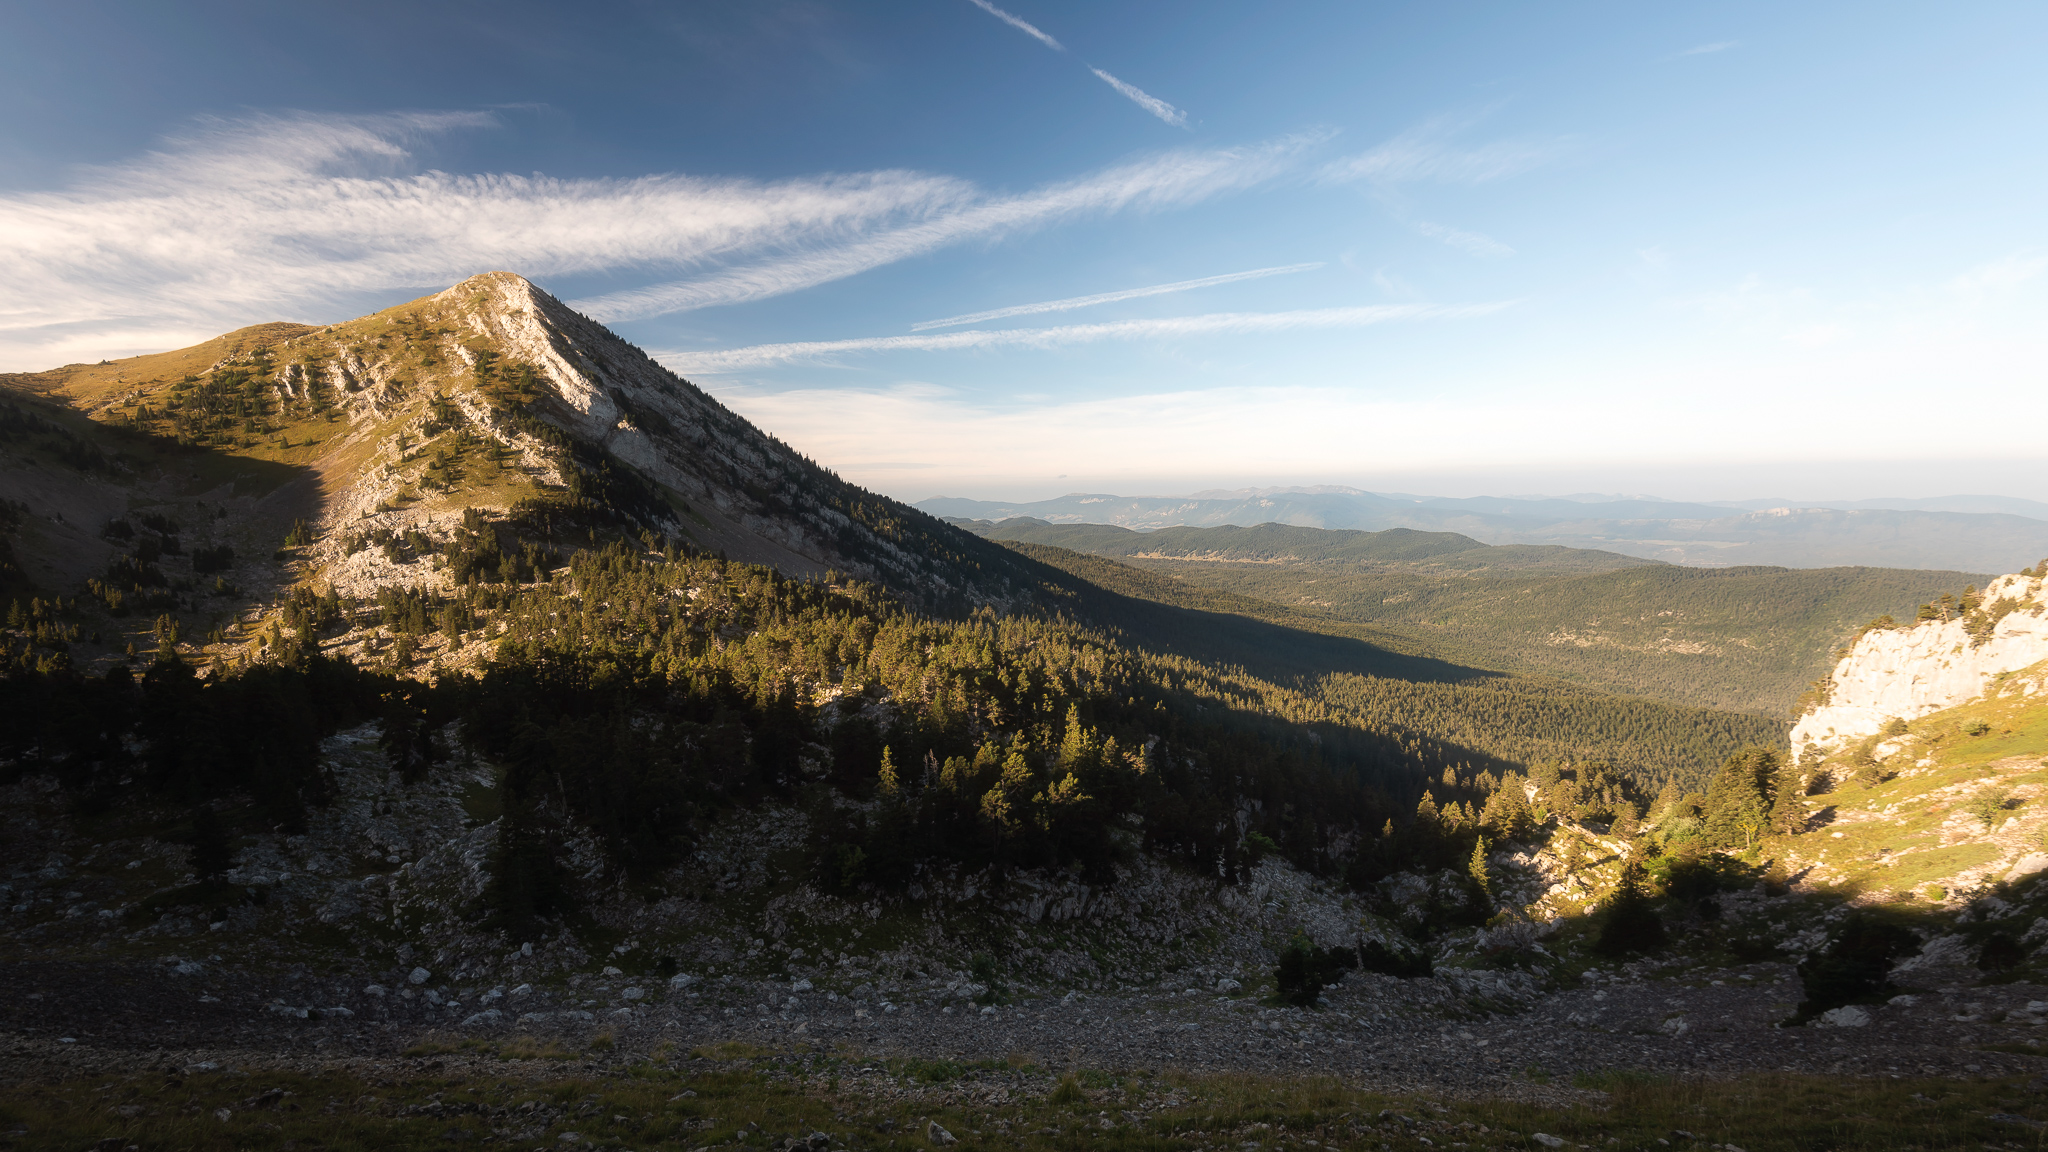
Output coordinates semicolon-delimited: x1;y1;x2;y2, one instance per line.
1;271;1039;612
1794;569;2048;750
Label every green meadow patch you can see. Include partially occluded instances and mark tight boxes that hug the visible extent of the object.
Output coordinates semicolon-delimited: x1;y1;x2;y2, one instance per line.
6;1054;2048;1152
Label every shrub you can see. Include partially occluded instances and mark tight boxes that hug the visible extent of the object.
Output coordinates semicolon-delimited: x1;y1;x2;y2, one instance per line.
191;544;235;573
1658;852;1754;915
1595;861;1665;956
1356;938;1432;978
188;805;235;881
1275;930;1357;1004
969;953;1005;1005
1968;791;2017;827
1978;932;2024;973
1793;913;1918;1022
1048;1074;1085;1105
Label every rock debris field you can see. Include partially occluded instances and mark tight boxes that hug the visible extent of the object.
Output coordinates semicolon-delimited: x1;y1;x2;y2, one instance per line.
5;952;2044;1094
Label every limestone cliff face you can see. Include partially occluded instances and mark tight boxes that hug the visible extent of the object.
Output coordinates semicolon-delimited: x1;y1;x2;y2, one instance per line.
1791;570;2048;749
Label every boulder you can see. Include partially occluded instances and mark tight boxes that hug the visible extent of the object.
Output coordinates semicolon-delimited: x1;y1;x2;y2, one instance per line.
1894;934;1972;973
1817;1005;1872;1027
2008;854;2048;883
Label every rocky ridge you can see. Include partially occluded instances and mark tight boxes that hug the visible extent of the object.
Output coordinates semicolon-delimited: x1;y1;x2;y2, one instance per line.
1794;569;2048;750
3;272;1041;625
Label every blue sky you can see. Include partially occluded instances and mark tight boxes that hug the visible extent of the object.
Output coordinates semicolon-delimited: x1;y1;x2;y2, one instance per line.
3;1;2044;501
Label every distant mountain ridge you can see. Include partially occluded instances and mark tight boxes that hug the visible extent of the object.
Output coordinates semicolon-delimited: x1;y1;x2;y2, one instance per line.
918;488;2048;572
948;517;1660;574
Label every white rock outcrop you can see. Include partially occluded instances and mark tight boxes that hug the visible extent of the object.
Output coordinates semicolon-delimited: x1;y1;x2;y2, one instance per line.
1815;1005;1871;1027
1791;571;2048;750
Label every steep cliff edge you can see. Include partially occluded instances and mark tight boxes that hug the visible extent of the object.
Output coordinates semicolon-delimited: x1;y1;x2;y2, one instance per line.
1793;568;2048;750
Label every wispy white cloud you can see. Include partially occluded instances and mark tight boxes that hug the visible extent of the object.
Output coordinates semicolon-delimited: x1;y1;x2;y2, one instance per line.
1948;251;2047;295
665;301;1509;372
1678;41;1739;56
1414;222;1515;257
1089;68;1189;128
1325;113;1565;185
0;112;1304;367
574;135;1315;321
965;0;1064;51
909;263;1322;330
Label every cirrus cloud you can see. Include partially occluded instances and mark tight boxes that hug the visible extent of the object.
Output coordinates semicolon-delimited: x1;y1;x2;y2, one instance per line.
662;300;1511;373
0;112;1309;368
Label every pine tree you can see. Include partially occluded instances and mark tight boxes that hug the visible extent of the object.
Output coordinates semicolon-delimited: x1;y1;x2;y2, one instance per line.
1651;779;1682;820
1468;835;1492;896
1057;703;1099;775
1481;775;1534;841
484;795;570;937
1595;861;1665;956
877;746;900;800
1704;746;1778;849
1414;790;1441;830
1767;755;1809;834
189;806;234;882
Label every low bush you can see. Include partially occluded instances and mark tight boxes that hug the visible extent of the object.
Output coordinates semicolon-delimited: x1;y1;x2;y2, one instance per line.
1793;913;1919;1022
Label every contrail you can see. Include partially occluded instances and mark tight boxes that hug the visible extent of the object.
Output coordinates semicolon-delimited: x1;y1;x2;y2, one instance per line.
1091;68;1187;127
963;0;1190;128
966;0;1064;50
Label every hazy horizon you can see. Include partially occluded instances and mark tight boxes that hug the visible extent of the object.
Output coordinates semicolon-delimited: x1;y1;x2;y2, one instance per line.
892;466;2048;509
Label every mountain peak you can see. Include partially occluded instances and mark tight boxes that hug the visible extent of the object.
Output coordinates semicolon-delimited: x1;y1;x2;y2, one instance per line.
2;273;1040;621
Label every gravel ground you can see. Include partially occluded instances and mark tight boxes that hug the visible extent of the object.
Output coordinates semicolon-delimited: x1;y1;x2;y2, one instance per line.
6;953;2043;1094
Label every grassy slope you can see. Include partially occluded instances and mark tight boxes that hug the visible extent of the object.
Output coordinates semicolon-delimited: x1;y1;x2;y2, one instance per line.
1770;660;2048;899
1503;661;2048;942
0;296;570;668
2;304;560;524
